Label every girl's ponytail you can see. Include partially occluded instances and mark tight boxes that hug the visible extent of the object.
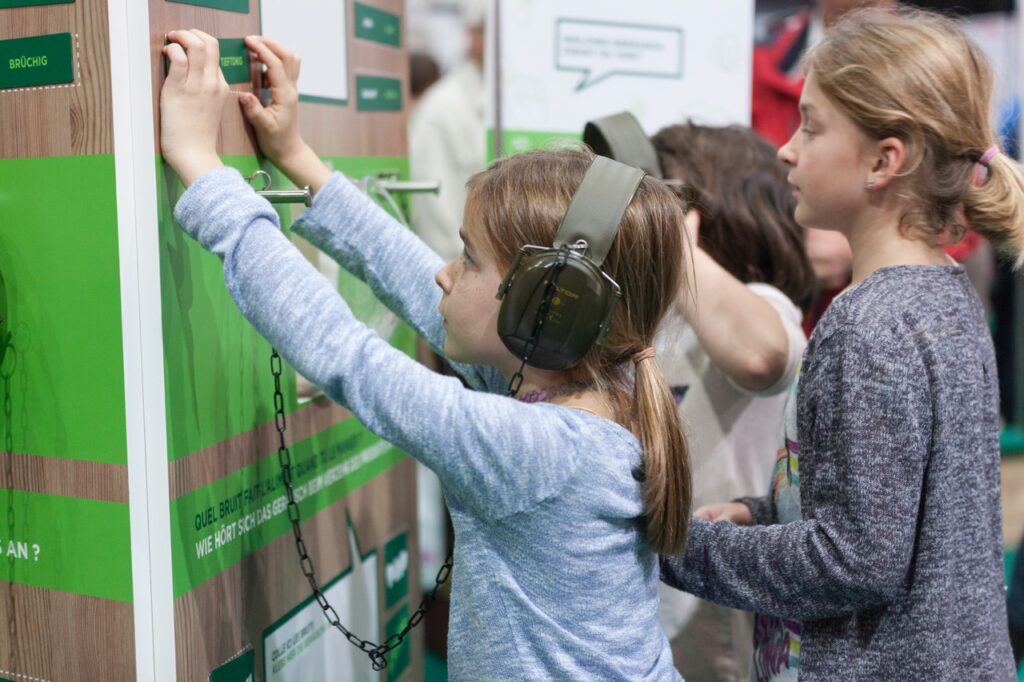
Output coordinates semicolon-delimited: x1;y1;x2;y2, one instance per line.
633;350;691;555
963;151;1024;268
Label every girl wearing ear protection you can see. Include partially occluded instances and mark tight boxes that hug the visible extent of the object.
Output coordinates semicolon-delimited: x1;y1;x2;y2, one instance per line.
161;32;690;680
660;8;1024;680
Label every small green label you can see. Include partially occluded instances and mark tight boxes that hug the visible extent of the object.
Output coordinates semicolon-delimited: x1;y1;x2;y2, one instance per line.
0;33;73;91
383;532;408;609
354;3;401;48
162;38;250;85
355;75;402;112
167;0;249;12
384;606;411;680
0;0;73;7
217;38;249;84
210;650;254;682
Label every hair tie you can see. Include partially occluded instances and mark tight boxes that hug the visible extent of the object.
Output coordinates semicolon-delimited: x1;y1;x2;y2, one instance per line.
979;145;999;168
972;145;1000;187
632;347;656;364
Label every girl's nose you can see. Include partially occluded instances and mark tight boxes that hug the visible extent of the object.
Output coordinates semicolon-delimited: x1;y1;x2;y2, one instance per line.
435;261;454;294
778;135;797;166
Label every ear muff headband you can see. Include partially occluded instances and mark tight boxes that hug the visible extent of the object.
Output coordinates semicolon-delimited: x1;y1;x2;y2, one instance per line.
495;156;645;370
582;111;663;180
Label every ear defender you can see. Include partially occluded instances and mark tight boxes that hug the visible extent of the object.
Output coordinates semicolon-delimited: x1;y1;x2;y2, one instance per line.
582;111;663;180
495;156;645;370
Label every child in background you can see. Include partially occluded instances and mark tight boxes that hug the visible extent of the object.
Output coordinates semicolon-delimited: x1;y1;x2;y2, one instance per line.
650;123;813;682
160;30;690;680
662;8;1023;680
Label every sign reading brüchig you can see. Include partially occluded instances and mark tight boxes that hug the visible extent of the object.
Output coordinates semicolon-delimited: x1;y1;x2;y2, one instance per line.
0;32;74;90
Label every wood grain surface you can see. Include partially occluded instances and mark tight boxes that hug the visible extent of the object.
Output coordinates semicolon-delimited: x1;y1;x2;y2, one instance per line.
0;584;135;681
0;0;113;158
150;0;409;159
174;457;421;681
151;2;420;680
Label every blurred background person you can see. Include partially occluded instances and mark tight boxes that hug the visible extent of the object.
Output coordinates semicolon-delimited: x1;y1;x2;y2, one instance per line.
408;0;486;262
408;51;441;113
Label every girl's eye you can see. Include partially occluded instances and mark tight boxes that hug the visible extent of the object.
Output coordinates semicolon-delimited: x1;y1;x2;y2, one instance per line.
462;250;474;266
801;126;815;137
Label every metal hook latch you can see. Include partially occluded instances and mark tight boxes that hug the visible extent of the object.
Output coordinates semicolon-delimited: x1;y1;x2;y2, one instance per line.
245;170;313;207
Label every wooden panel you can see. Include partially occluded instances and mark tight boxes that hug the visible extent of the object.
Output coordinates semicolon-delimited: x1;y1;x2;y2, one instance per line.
149;0;410;158
299;0;407;158
149;1;420;680
0;452;127;502
148;0;261;155
0;584;134;680
173;458;422;681
0;0;113;158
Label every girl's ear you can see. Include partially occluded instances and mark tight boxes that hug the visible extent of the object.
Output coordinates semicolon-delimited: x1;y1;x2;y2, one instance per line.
866;137;907;191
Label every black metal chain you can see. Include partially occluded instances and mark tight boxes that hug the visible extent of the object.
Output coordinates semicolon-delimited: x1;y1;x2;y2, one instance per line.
505;246;570;397
270;349;452;671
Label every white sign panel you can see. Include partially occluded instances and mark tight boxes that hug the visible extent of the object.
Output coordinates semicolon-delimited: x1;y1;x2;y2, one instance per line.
261;0;349;104
487;0;754;155
263;526;378;681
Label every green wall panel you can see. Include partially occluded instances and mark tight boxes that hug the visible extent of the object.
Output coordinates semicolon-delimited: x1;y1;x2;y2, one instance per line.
0;155;126;464
158;156;411;462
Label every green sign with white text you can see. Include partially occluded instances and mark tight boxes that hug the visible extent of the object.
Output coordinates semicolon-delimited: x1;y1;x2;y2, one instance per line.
0;33;73;91
167;0;248;12
217;38;250;84
383;532;408;609
354;3;401;48
0;0;73;7
0;489;131;602
355;75;402;112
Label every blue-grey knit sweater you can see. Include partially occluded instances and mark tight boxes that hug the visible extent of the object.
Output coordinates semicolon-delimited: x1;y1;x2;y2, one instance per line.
174;168;680;681
662;264;1016;680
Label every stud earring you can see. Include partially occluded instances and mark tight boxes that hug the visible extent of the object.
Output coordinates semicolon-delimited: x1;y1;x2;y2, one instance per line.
865;179;876;190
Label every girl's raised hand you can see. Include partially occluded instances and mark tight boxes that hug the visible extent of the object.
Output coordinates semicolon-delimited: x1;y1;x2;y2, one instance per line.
693;502;753;525
239;36;306;168
160;30;229;186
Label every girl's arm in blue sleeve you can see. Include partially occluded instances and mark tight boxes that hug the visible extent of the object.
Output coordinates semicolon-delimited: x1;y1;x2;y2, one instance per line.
174;167;577;520
289;172;501;392
661;328;928;621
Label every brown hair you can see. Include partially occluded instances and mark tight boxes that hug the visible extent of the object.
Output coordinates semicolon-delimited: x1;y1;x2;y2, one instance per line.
805;7;1024;266
466;150;692;554
652;122;817;310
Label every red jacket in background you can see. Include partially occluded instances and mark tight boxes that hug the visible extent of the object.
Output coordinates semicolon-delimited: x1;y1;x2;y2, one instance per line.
752;9;809;148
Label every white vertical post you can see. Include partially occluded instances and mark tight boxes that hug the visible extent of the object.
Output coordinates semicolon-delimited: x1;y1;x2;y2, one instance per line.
108;1;177;679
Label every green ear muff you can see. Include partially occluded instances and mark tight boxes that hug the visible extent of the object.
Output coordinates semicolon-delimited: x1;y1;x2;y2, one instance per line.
582;111;663;180
495;156;644;370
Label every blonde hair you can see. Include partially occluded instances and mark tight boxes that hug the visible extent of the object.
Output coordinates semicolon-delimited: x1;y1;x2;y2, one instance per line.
466;150;692;554
805;7;1024;266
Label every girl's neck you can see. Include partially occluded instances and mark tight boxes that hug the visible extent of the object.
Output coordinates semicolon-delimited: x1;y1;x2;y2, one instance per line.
503;364;620;421
844;212;951;285
515;380;593;404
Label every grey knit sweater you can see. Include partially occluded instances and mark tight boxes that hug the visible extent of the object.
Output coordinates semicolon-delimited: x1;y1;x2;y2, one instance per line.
662;265;1016;680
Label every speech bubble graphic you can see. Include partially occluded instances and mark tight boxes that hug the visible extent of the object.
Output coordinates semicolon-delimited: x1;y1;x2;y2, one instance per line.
555;19;683;92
